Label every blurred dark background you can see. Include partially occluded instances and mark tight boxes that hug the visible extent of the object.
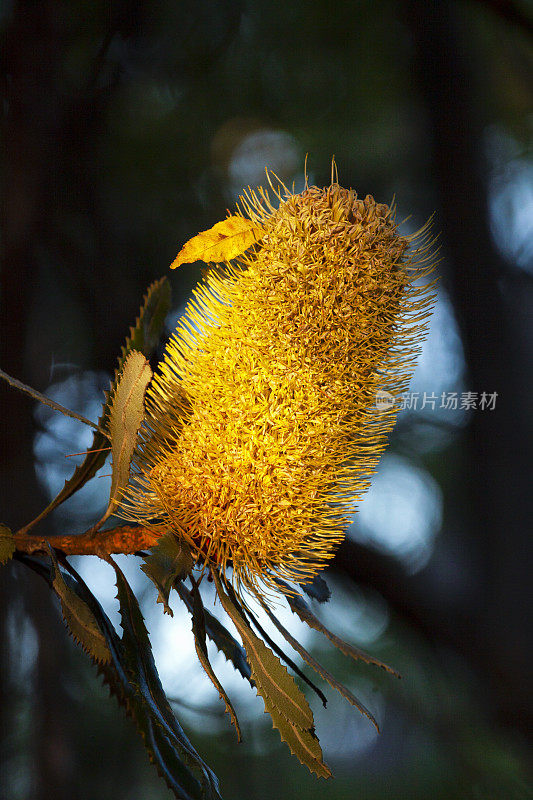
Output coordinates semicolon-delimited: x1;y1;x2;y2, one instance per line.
1;1;532;798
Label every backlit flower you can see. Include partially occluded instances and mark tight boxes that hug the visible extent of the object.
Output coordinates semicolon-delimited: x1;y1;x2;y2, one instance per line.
122;176;435;599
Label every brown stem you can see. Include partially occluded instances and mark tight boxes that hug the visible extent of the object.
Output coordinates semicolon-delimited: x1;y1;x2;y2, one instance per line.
13;525;160;556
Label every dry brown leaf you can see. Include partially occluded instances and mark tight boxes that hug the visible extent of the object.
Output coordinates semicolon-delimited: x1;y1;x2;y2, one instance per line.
170;216;263;268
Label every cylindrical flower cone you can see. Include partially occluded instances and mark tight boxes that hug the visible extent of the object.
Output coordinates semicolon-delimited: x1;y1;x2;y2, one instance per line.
121;176;436;599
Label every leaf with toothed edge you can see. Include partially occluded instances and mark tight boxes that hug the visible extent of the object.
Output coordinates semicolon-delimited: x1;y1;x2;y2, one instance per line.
212;573;313;729
212;570;330;777
111;559;222;800
173;580;252;684
63;561;201;800
118;276;172;363
104;351;152;520
47;544;111;664
22;278;171;526
257;596;380;731
189;579;242;741
171;217;263;268
141;534;194;616
278;578;400;678
228;585;327;709
16;553;202;800
267;702;331;780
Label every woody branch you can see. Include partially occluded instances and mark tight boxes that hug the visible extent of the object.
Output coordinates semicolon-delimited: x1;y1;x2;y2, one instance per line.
13;525;160;556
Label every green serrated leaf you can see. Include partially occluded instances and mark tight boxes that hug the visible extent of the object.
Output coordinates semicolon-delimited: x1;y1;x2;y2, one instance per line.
212;573;313;730
0;524;15;565
267;702;331;780
283;585;400;678
19;553;201;800
141;534;194;616
236;592;327;709
143;713;204;800
173;581;252;684
212;570;329;780
189;579;242;741
120;276;172;362
19;278;171;530
112;559;222;800
105;351;152;519
261;603;379;731
47;545;111;664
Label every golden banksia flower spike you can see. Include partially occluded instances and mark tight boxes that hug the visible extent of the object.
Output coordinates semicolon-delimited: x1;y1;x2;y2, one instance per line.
118;165;437;779
121;167;436;603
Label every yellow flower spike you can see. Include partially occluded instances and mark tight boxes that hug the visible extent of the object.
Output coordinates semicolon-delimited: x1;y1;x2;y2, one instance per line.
121;170;436;601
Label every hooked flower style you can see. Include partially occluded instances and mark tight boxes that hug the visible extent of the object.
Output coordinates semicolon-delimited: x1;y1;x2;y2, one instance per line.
122;173;435;600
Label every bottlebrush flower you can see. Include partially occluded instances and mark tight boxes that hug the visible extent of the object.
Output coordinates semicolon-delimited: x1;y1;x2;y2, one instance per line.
121;175;435;600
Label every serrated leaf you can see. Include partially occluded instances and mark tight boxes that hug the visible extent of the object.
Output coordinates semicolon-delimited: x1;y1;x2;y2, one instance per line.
17;553;201;800
238;592;327;708
283;586;400;678
0;524;15;565
300;574;331;603
119;276;172;363
112;559;221;800
142;714;203;800
190;579;242;741
261;603;379;731
212;572;313;731
105;351;152;518
212;570;330;777
267;702;331;780
94;636;200;800
47;545;111;664
174;580;252;684
20;278;171;529
170;217;263;268
141;534;194;616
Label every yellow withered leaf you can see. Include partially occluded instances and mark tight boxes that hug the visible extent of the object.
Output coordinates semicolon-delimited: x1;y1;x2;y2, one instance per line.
170;216;263;268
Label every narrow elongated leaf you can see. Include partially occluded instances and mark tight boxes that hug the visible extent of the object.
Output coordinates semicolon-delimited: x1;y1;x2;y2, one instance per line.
19;552;124;669
17;553;201;800
0;524;15;565
171;217;263;268
119;276;172;364
173;580;252;683
62;559;202;800
267;702;331;780
112;559;222;800
105;351;152;518
261;602;379;731
212;573;313;731
231;587;327;709
212;570;330;777
143;715;203;800
190;579;242;741
47;545;111;664
141;533;194;615
20;278;171;529
283;585;400;678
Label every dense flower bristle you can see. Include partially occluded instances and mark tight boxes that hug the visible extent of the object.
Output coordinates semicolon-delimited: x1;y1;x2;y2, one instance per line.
121;180;436;598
